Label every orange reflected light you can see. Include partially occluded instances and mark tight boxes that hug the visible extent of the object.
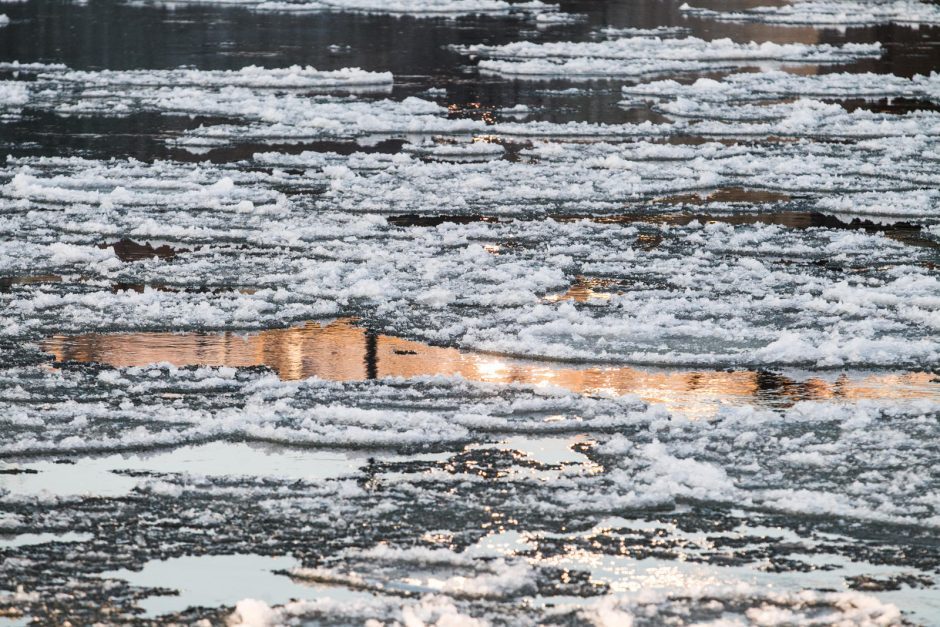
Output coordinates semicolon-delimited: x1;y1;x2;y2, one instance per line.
41;318;939;416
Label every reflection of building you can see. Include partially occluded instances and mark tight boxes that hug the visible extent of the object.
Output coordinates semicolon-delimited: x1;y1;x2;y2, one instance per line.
42;319;938;417
43;320;371;382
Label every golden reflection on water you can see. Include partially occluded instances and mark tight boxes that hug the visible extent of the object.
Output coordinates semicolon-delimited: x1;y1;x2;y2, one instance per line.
42;318;937;416
544;277;617;303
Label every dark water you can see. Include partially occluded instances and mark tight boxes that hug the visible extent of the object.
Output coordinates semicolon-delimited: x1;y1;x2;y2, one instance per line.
2;0;939;161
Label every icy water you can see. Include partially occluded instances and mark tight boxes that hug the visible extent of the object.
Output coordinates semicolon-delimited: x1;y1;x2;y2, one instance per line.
1;0;940;625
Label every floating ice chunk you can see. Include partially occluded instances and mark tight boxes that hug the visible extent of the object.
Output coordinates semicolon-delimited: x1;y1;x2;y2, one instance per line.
817;190;940;217
461;36;880;78
402;139;506;162
0;14;9;27
461;36;879;62
50;64;393;89
0;79;29;122
534;10;584;26
130;0;566;18
318;0;557;16
594;25;691;38
623;70;940;104
0;60;69;72
0;64;392;125
680;0;940;26
680;99;940;138
167;96;485;145
0;80;28;106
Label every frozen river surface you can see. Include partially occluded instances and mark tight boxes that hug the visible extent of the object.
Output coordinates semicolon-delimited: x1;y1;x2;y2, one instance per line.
0;0;939;624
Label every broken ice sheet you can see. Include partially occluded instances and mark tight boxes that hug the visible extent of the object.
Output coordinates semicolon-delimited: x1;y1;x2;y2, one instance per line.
2;357;938;621
9;62;940;146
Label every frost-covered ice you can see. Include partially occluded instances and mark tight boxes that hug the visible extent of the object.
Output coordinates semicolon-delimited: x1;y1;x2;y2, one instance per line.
459;36;880;78
680;0;940;26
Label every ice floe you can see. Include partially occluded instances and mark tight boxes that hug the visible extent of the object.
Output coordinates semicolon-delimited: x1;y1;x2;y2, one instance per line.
459;35;880;78
129;0;568;19
680;0;940;27
50;65;393;89
623;70;940;104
